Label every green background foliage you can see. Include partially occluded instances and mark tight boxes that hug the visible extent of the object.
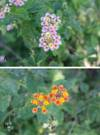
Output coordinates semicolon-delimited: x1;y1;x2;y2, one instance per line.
0;69;100;135
0;0;100;66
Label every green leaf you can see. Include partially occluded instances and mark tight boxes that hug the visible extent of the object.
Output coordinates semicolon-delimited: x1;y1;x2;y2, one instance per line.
0;131;6;135
16;105;33;120
0;77;18;95
0;95;11;112
80;82;89;93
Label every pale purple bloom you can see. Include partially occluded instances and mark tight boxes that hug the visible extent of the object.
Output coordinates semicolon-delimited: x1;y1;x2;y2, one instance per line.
4;4;10;13
39;13;62;52
0;0;27;20
0;11;5;19
9;0;27;7
7;23;14;31
0;4;10;20
0;56;6;63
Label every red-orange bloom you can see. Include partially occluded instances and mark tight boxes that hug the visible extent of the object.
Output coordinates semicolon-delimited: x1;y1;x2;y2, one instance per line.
55;100;62;106
32;108;38;113
31;85;69;114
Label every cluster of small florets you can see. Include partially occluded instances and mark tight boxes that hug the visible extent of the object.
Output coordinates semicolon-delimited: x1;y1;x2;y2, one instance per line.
31;85;69;114
49;85;69;106
0;4;10;20
39;13;62;52
31;93;50;114
0;0;27;20
9;0;27;7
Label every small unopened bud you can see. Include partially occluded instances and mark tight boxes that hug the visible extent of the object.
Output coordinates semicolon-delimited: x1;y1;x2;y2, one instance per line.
7;23;14;31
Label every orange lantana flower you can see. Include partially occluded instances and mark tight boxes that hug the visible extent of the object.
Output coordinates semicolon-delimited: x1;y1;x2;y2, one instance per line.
42;106;48;114
31;85;69;114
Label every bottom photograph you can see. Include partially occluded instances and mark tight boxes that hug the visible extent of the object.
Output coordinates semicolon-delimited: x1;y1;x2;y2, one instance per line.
0;69;100;135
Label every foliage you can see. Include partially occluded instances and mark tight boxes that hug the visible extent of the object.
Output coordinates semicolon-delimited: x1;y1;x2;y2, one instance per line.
0;69;100;135
0;0;100;66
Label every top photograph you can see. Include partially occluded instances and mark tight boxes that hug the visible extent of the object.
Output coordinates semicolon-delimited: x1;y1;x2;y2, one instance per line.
0;0;100;67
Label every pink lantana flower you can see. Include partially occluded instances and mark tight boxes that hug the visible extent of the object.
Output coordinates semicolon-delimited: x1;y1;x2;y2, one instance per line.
39;13;62;52
0;4;10;20
9;0;27;7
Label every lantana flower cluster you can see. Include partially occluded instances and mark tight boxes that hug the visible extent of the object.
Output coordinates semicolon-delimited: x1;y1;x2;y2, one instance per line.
0;0;27;20
9;0;27;7
0;4;10;20
39;13;62;51
31;85;69;114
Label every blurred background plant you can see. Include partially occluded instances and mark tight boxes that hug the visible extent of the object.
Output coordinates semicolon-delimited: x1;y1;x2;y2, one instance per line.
0;0;100;66
0;69;100;135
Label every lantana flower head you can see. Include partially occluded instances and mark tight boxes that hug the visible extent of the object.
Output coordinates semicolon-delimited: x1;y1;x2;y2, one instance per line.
41;13;61;30
39;13;62;52
31;85;69;114
49;85;69;106
0;10;5;20
9;0;27;7
0;0;27;20
0;4;10;20
31;93;50;114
